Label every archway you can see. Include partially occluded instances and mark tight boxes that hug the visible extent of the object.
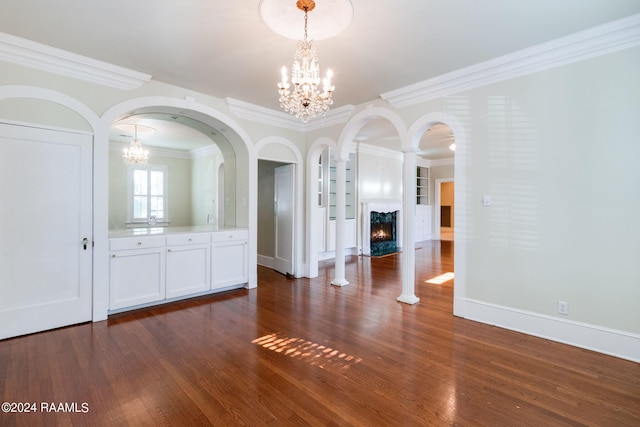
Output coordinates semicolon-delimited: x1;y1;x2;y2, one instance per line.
255;137;304;278
0;85;101;334
99;97;256;320
408;112;467;316
306;137;337;278
334;107;418;302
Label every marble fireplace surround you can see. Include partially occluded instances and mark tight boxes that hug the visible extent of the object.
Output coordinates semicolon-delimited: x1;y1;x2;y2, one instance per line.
361;200;403;256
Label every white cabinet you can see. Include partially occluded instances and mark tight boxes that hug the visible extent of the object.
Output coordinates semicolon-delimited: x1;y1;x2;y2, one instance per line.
415;204;432;243
212;230;248;289
166;233;211;299
109;236;166;310
109;228;248;312
327;218;357;251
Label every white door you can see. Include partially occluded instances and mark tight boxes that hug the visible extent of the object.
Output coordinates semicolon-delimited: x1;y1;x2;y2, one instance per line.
0;122;93;340
273;164;294;276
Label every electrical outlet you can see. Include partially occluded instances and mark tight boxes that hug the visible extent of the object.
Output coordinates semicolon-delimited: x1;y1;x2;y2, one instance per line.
558;300;569;315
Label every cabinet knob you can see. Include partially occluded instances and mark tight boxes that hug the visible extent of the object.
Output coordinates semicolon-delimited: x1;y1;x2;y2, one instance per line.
137;242;142;246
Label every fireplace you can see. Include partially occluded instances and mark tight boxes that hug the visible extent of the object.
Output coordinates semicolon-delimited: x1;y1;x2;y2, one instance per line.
361;200;403;257
371;222;393;242
370;211;397;256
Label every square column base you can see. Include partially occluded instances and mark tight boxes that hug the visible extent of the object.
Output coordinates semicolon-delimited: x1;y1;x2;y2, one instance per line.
397;294;420;305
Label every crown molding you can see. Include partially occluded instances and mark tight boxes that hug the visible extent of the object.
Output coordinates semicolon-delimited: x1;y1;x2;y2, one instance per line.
305;104;356;131
226;97;354;132
189;144;221;159
0;32;152;90
381;13;640;108
357;142;403;160
226;98;305;131
109;141;219;159
426;157;455;167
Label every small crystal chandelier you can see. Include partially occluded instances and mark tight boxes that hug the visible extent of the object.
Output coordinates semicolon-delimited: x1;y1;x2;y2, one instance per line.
278;0;334;123
122;124;149;166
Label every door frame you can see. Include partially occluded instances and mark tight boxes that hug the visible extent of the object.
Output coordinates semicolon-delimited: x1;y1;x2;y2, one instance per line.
255;137;304;278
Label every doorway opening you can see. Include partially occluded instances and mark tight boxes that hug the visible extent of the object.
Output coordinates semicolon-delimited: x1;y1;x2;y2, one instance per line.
257;160;295;277
436;180;455;241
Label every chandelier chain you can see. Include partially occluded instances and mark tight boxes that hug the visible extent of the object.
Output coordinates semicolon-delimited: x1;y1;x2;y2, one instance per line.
277;0;334;123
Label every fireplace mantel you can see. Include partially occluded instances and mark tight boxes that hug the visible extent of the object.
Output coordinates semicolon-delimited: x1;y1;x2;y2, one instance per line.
361;200;403;256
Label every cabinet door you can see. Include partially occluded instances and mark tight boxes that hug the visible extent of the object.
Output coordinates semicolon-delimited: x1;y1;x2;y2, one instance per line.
212;240;248;289
328;219;357;251
166;244;211;299
110;249;165;310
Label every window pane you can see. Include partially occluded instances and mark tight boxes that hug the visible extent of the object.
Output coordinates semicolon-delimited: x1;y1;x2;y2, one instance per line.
133;170;147;196
133;196;147;218
150;171;163;196
150;196;164;219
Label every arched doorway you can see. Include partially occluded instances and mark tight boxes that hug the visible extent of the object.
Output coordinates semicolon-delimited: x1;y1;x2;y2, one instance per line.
408;112;467;316
255;137;304;278
0;87;99;339
98;98;255;320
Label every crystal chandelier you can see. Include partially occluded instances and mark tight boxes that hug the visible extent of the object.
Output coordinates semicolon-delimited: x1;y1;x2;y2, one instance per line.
278;0;334;123
122;124;149;166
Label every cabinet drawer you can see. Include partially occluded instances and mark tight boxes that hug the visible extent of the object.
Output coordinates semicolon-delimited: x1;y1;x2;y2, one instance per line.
166;233;211;246
211;229;248;242
109;236;166;251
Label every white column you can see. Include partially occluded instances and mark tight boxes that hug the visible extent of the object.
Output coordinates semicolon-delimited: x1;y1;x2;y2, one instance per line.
331;158;349;286
397;148;419;304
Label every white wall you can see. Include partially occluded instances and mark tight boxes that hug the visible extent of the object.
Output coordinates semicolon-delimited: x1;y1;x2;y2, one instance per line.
357;148;403;201
437;47;640;335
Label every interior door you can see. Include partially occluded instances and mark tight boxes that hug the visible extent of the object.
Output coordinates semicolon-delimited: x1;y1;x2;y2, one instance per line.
273;164;294;276
0;122;93;340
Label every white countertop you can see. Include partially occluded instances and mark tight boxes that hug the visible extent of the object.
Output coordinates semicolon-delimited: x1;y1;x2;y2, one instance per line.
109;226;247;238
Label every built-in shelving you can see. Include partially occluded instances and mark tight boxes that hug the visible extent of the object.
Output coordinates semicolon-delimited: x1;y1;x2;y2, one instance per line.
329;152;356;220
417;166;430;205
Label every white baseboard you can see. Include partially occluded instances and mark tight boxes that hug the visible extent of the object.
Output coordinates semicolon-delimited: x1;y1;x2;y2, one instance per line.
257;254;274;268
456;297;640;363
92;301;109;322
318;247;359;261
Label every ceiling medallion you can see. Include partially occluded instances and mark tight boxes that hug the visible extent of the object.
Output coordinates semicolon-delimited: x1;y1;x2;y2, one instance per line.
259;0;353;41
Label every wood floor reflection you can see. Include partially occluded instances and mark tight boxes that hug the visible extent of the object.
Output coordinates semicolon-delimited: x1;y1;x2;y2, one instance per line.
1;240;639;426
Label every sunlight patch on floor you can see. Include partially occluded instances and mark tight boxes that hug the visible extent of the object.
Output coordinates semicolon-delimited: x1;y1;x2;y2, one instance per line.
252;333;362;370
425;272;454;284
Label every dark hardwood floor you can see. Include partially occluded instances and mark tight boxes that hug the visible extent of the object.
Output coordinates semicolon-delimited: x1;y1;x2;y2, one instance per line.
1;241;639;426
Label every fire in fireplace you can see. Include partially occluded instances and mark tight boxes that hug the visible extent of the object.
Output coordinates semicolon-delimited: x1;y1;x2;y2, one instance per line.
371;223;394;242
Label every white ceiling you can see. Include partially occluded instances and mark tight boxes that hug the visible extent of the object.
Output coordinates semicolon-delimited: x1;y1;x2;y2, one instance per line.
2;1;639;158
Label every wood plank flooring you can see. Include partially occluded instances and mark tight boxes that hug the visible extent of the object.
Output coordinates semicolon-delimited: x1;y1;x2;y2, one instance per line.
1;240;639;426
